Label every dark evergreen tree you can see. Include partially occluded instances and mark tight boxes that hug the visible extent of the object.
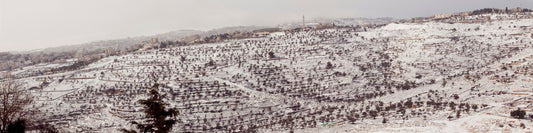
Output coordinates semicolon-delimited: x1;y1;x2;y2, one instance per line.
121;81;179;133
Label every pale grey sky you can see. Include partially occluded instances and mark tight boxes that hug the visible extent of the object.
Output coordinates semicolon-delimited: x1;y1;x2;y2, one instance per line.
0;0;532;52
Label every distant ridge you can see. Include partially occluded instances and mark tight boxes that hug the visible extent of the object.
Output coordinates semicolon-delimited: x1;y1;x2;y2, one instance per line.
399;7;533;23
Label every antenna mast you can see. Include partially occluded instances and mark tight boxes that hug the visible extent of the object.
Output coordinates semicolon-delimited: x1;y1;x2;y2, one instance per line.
302;15;305;28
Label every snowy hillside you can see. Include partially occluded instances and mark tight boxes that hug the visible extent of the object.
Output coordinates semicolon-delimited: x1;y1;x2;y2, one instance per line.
9;11;533;132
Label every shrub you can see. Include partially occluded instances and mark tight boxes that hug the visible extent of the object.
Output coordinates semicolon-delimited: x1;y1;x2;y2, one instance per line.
510;108;526;119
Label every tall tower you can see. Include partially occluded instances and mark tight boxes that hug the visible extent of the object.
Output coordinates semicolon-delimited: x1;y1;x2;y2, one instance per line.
302;15;305;28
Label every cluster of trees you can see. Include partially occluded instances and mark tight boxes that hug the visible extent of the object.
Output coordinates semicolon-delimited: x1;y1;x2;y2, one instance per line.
0;52;74;72
0;43;143;76
471;8;532;16
50;55;102;73
190;29;280;44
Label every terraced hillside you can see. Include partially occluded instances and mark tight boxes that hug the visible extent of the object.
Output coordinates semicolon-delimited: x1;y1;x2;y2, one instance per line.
8;12;533;132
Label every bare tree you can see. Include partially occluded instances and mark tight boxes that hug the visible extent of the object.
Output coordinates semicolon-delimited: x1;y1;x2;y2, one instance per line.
0;74;34;132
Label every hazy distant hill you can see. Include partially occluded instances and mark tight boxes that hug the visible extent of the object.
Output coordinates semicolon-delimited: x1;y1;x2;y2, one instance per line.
278;17;397;29
0;26;268;72
14;26;270;54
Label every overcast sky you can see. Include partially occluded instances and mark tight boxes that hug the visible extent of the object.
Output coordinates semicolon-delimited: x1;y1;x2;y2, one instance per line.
1;0;532;52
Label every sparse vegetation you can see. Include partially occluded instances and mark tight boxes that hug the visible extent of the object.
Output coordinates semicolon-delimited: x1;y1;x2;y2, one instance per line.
3;8;533;132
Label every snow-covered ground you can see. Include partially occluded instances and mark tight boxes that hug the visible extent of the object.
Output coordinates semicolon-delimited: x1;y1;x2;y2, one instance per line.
8;12;533;132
